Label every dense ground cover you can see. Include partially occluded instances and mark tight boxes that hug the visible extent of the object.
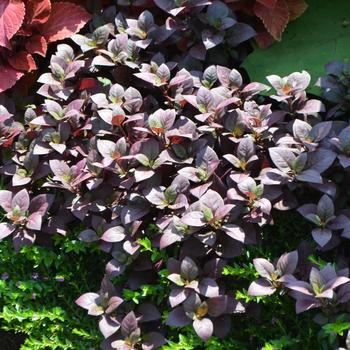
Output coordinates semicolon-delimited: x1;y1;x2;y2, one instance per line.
0;211;323;349
1;1;350;349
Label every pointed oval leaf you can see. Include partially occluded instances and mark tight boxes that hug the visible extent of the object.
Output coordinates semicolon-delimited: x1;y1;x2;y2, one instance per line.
253;258;275;280
317;194;334;221
42;2;91;43
101;226;126;243
180;257;199;281
248;278;275;296
193;317;213;342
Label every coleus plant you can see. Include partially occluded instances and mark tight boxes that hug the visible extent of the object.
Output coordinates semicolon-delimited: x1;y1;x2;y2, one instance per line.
0;3;350;346
228;0;308;48
0;0;91;93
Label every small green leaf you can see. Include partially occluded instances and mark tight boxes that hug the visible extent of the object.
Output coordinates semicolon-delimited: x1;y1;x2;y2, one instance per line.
164;186;177;204
203;207;214;222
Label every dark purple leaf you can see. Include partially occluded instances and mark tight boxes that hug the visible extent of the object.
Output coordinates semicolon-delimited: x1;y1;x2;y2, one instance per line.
207;296;228;317
180;257;199;281
169;287;188;307
317;194;334;221
198;278;219;298
137;303;161;322
166;307;191;327
121;311;138;337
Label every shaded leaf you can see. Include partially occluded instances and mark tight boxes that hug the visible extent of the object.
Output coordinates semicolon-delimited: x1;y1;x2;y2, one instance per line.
0;0;25;48
42;2;91;43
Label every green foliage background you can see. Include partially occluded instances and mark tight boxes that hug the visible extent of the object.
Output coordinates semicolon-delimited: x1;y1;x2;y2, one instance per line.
1;210;347;350
243;0;350;92
0;230;105;350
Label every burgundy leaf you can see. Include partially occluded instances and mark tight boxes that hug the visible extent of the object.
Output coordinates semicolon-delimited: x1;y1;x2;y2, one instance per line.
42;2;91;43
0;0;25;48
0;63;24;93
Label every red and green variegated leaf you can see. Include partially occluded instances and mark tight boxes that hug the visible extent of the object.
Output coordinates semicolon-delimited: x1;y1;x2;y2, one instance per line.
0;63;23;93
25;0;51;26
257;0;278;8
25;35;47;56
286;0;308;20
42;2;91;43
254;0;290;41
7;51;37;72
0;0;25;48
